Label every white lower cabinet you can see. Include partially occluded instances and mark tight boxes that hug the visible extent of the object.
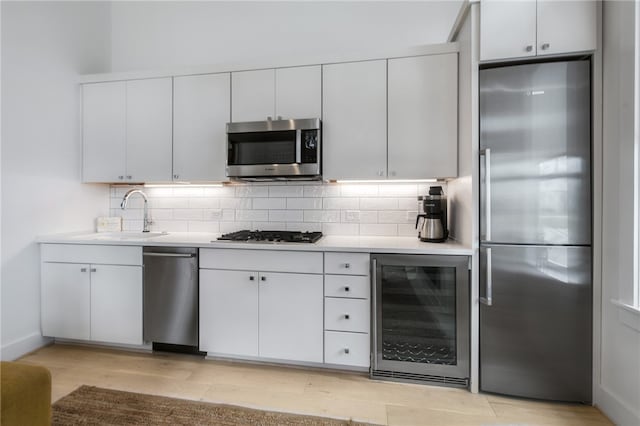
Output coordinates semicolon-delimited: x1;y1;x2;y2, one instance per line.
199;249;324;363
40;244;143;345
325;331;370;368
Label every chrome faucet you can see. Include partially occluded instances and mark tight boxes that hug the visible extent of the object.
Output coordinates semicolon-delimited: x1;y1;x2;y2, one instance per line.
120;189;152;232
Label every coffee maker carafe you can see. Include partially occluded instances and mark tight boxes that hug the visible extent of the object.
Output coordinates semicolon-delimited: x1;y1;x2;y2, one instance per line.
416;186;448;243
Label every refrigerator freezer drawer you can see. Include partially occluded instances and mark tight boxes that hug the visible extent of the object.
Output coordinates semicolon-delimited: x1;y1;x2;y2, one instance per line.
479;244;591;402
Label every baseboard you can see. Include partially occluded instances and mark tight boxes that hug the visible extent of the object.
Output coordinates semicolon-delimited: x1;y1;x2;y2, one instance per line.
1;332;52;361
595;385;640;426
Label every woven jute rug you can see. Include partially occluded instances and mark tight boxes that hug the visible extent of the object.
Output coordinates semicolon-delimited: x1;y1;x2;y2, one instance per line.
52;385;372;425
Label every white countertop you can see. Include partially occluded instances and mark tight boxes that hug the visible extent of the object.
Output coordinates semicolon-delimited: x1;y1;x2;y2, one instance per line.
37;231;473;255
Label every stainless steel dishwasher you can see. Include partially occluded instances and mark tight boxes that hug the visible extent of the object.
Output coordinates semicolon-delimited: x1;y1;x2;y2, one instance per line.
143;247;198;351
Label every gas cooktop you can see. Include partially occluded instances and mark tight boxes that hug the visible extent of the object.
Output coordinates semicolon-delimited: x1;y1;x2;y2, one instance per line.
216;230;323;244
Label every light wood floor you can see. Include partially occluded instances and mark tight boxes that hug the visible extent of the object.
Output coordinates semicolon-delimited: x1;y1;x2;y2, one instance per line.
18;344;611;425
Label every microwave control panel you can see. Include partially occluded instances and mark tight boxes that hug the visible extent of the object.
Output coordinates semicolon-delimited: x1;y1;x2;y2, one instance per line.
301;129;319;164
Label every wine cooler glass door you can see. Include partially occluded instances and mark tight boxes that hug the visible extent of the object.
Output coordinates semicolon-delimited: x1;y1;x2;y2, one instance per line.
372;254;469;380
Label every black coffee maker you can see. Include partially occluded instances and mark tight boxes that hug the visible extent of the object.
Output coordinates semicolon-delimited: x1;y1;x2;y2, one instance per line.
415;186;448;243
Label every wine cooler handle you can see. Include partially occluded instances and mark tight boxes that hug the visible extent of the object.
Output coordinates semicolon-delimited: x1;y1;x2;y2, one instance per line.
480;247;493;306
480;148;492;241
371;258;378;366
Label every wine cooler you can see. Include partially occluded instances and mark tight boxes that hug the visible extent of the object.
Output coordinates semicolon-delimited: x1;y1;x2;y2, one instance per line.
371;254;470;387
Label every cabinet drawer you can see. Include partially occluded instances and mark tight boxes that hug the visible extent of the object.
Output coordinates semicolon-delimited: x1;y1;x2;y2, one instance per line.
324;331;370;367
41;244;142;266
325;275;370;299
324;252;370;276
325;298;370;333
200;249;322;274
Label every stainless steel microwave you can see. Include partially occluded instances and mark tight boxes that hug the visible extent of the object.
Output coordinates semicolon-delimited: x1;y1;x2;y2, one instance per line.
226;118;321;180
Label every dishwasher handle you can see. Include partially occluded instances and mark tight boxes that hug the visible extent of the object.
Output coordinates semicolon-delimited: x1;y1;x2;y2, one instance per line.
143;252;195;258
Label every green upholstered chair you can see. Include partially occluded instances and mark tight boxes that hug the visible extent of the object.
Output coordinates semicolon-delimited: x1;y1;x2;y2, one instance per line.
1;361;51;425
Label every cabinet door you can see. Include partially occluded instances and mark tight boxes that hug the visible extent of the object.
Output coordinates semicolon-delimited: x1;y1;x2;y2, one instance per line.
536;0;596;56
173;73;230;182
258;272;323;362
199;269;259;357
41;262;90;340
480;0;537;61
90;265;142;345
388;54;458;179
275;66;321;119
322;60;387;180
126;78;173;182
82;82;126;182
231;69;275;122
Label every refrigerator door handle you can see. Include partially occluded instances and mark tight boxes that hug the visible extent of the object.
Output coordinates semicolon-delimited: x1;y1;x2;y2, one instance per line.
480;247;493;306
480;148;492;241
371;258;378;369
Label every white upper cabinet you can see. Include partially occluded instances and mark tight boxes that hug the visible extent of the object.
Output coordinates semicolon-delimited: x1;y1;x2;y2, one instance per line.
232;65;321;122
126;78;173;182
173;73;230;182
322;60;387;180
388;54;458;179
275;66;322;119
232;69;275;122
82;82;127;182
480;1;537;61
480;0;596;62
82;78;172;183
536;0;596;56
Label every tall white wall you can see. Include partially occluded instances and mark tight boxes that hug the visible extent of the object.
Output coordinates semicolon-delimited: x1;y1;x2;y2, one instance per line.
1;1;112;360
598;1;640;424
109;1;462;72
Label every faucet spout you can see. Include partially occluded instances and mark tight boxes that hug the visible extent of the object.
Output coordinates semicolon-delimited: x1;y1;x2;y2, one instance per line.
120;189;152;232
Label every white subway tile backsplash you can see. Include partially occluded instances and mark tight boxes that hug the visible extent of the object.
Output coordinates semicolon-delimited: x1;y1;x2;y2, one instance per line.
253;198;286;209
109;182;446;237
287;198;322;210
269;185;303;198
269;210;303;222
323;197;359;210
236;210;269;222
360;198;398;210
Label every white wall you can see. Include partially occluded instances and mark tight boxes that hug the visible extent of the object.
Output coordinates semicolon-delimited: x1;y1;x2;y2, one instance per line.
1;1;112;360
109;1;462;72
597;1;640;424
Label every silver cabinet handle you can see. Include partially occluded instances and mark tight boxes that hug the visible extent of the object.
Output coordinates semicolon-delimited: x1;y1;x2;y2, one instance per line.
90;268;97;272
344;348;350;354
143;252;195;258
480;247;493;306
390;171;396;177
344;263;351;269
261;276;266;281
118;176;124;180
249;276;255;281
80;267;87;272
344;314;350;320
480;148;492;241
344;286;350;292
173;174;179;179
525;45;533;52
541;43;550;50
377;171;384;177
277;116;282;120
267;116;272;121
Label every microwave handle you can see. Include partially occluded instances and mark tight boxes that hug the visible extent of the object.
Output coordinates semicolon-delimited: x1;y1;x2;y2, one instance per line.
295;130;301;164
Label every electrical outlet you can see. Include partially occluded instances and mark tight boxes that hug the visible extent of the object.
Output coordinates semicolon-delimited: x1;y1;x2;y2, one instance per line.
345;210;361;222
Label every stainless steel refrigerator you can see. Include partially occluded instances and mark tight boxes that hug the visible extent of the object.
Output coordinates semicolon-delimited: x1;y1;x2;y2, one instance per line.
479;60;592;403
